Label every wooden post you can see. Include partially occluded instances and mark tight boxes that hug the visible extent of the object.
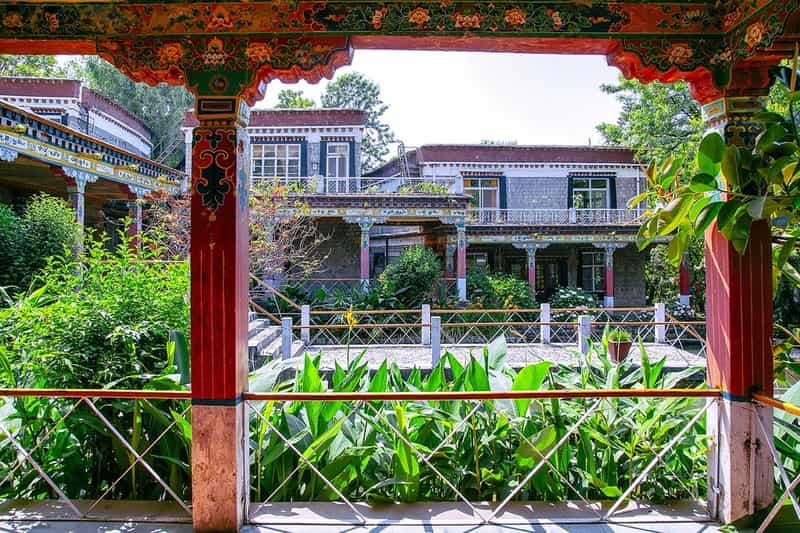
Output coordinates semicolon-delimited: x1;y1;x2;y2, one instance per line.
654;303;666;344
301;305;311;344
700;67;774;524
421;304;431;346
189;96;251;532
540;303;551;345
679;252;691;306
456;222;467;302
578;315;591;355
431;316;441;367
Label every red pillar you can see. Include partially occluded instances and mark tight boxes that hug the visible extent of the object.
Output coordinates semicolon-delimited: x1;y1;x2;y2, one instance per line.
698;65;774;524
189;97;250;531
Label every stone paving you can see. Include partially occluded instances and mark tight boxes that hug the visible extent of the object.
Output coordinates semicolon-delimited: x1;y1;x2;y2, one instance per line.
302;343;706;372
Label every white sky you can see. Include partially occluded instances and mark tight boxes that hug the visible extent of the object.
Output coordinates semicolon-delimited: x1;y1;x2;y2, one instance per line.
256;50;624;147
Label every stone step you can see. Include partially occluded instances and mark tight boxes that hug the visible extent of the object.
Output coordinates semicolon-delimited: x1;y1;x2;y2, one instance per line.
248;326;281;358
260;335;284;360
247;319;268;339
289;341;306;359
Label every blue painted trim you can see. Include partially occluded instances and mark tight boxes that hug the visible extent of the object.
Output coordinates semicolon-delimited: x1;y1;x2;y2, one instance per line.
192;396;244;406
499;175;507;210
349;141;357;177
319;140;327;176
720;391;751;402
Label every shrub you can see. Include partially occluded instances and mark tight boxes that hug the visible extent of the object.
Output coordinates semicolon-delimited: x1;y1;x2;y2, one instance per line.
398;182;449;194
549;286;598;308
378;245;441;307
0;203;23;291
20;195;80;288
467;269;535;308
0;229;188;389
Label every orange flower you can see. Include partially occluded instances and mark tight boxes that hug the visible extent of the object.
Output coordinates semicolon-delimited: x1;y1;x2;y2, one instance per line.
504;8;526;27
549;11;563;31
2;12;22;30
207;6;234;30
666;44;693;65
408;7;431;28
158;43;185;67
245;43;273;64
454;12;481;29
371;7;388;30
44;12;59;33
745;21;766;48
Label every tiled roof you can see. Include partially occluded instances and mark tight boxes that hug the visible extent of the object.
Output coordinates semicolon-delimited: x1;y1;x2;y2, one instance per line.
0;77;151;142
0;77;81;98
184;108;366;128
81;88;151;141
416;144;636;164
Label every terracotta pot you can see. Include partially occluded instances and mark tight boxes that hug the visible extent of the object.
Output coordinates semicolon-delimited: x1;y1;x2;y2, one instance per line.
608;340;632;363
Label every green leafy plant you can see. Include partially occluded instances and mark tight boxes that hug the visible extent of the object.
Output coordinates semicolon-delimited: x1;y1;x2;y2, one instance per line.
549;287;598;309
398;182;449;194
377;245;441;308
467;268;537;308
607;328;632;342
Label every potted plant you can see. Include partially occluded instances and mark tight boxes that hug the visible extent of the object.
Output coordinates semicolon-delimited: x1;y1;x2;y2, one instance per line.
607;327;633;363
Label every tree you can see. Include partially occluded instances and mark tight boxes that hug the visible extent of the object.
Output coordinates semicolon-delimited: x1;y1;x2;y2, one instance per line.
275;89;315;109
321;72;395;171
597;78;704;167
145;182;328;282
83;57;193;168
0;55;64;77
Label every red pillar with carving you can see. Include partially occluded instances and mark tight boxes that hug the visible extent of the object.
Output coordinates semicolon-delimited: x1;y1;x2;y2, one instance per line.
189;96;251;531
696;64;775;524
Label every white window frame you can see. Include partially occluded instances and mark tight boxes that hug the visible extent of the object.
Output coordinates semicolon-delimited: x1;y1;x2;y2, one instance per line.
572;177;610;209
581;251;605;293
464;177;500;210
326;142;350;178
251;143;301;182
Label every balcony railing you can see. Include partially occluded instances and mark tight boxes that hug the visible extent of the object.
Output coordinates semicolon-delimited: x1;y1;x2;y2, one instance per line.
466;208;644;226
253;176;459;195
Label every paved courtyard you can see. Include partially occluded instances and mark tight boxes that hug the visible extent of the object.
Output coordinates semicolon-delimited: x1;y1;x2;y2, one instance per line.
302;343;705;372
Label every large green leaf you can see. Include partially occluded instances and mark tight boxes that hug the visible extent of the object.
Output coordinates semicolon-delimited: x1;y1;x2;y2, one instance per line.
512;362;551;417
697;133;725;176
721;145;741;187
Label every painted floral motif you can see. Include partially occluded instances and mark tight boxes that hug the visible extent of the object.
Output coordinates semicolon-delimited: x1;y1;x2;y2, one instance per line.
245;42;273;64
207;6;235;31
744;21;766;49
709;49;733;65
454;12;481;29
44;12;59;33
504;8;526;27
407;7;430;28
203;38;228;66
371;7;388;30
547;10;563;31
2;11;22;30
666;43;693;65
723;8;742;30
157;43;184;67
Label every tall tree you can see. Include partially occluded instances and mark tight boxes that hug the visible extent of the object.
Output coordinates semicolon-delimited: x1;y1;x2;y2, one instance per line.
597;78;704;166
321;72;395;172
83;57;193;168
275;89;315;109
0;55;64;77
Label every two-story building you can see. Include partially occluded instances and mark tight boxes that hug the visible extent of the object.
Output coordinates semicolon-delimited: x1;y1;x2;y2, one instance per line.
0;77;182;233
368;144;648;306
182;107;660;306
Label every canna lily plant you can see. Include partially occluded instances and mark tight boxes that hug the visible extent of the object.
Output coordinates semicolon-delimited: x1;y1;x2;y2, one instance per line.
632;54;800;290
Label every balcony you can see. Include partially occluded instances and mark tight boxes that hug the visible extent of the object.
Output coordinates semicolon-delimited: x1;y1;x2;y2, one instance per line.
255;176;460;195
466;208;644;226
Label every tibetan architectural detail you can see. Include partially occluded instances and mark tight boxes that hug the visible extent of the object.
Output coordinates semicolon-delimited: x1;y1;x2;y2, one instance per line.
192;128;239;214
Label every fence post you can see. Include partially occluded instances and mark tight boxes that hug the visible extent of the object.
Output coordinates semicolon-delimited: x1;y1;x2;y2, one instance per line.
569;207;577;223
655;302;666;344
422;304;431;345
300;305;311;344
540;303;551;344
431;316;441;367
282;317;293;359
578;315;591;355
